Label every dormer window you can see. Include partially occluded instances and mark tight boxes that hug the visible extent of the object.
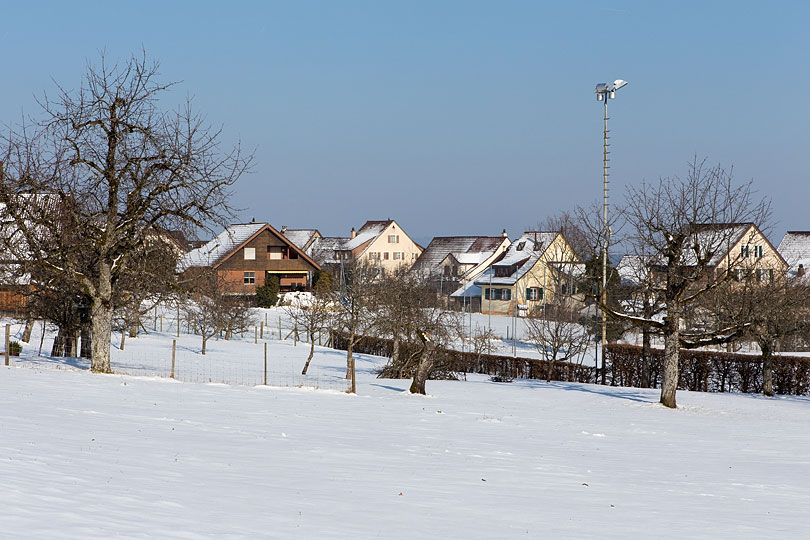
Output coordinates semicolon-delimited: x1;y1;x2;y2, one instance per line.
516;241;526;251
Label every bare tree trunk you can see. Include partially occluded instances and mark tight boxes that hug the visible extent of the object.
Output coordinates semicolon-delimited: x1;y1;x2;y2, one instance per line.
346;330;355;379
202;334;208;355
410;338;437;395
392;334;400;365
761;338;774;397
22;319;34;343
641;326;652;388
302;340;316;375
660;315;680;408
90;263;113;373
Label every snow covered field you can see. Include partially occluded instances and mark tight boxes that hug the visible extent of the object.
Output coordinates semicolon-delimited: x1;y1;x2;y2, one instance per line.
2;313;810;539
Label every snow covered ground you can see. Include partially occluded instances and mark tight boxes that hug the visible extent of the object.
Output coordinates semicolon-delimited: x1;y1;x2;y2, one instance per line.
2;313;810;539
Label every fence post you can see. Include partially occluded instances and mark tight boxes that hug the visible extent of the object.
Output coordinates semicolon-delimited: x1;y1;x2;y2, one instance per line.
120;328;126;351
264;342;268;385
294;324;298;347
160;315;163;333
177;305;181;338
171;339;176;379
278;319;282;340
4;324;10;366
260;321;264;340
254;327;258;344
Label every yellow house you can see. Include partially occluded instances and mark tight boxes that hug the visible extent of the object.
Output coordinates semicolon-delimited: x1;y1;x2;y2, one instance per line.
620;223;787;288
312;220;423;272
476;231;581;316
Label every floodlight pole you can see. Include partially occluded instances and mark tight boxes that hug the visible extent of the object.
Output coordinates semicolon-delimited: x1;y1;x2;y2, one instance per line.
594;79;626;385
601;93;609;385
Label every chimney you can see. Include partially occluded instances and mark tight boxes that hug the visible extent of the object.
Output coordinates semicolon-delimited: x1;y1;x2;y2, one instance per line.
350;227;357;239
502;229;508;238
281;225;287;233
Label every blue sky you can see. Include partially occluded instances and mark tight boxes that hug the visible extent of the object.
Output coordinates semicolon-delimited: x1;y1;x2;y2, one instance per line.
2;1;808;245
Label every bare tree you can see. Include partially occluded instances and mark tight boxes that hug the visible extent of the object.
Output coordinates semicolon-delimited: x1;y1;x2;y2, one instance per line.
372;269;460;394
703;274;810;397
524;307;589;382
284;277;335;375
608;158;770;408
183;270;254;355
332;261;381;393
0;51;250;372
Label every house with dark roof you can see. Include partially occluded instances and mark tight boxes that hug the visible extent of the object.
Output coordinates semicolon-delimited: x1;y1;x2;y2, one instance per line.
308;219;423;271
410;232;510;296
178;222;320;294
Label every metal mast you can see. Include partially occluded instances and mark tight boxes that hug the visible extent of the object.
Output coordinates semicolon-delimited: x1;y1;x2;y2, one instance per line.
594;79;627;384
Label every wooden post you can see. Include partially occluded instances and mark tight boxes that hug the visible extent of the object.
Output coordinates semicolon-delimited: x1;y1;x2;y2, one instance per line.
4;324;9;366
278;318;282;340
177;304;181;338
264;342;267;385
265;312;268;326
120;328;126;351
171;339;176;379
294;324;298;347
260;321;264;340
160;315;163;333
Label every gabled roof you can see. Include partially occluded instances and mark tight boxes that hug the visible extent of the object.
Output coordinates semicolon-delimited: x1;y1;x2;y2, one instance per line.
411;235;508;277
178;222;320;272
282;229;321;251
344;220;392;251
309;237;347;262
475;232;564;286
778;231;810;274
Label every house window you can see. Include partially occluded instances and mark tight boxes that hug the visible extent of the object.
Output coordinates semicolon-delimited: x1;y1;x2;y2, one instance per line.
243;271;255;284
384;252;389;260
485;288;510;300
369;252;379;260
244;247;256;260
388;234;399;243
755;245;764;258
393;252;402;260
741;245;750;258
526;287;543;301
516;241;526;251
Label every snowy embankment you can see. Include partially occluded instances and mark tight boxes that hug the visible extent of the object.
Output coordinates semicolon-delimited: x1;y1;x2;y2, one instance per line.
2;313;810;538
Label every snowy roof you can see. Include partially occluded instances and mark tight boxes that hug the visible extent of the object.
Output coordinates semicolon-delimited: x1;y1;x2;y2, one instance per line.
452;252;491;265
309;237;348;263
777;231;810;274
683;224;752;267
616;255;654;286
474;232;561;286
282;229;319;250
411;236;507;277
450;275;482;298
178;222;265;271
343;220;391;251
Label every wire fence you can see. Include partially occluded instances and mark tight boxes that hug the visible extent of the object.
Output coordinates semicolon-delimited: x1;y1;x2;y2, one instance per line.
13;315;349;392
